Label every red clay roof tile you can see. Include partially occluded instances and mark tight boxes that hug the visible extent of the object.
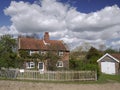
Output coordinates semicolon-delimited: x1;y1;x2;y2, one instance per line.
19;37;69;51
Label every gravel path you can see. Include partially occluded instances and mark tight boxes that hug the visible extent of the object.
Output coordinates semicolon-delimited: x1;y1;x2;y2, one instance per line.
0;80;120;90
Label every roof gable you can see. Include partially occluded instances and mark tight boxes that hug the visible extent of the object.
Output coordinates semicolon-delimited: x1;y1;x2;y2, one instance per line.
97;53;120;63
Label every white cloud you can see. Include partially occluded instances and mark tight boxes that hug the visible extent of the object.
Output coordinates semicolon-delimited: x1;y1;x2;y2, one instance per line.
111;40;120;49
2;0;120;50
0;25;18;36
4;0;69;33
0;26;9;35
67;5;120;32
112;40;120;46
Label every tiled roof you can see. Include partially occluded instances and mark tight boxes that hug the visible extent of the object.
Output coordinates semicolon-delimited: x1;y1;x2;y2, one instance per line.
19;37;69;51
111;54;120;61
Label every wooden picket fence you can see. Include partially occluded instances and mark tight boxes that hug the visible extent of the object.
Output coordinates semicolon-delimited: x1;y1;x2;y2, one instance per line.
17;70;97;81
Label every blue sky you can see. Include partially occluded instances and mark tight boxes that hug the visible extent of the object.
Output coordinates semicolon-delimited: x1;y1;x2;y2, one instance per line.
61;0;120;13
0;0;120;50
1;0;120;26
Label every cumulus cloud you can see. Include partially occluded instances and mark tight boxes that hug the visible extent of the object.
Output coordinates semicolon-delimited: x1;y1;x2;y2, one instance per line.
109;40;120;50
112;40;120;46
0;25;18;36
0;26;9;35
2;0;120;49
4;0;69;33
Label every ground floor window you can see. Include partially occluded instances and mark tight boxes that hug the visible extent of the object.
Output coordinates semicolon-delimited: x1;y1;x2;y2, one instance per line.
26;62;35;69
56;61;63;67
38;62;44;71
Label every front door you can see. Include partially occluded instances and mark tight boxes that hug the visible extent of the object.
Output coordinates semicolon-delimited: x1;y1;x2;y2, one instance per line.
38;62;44;71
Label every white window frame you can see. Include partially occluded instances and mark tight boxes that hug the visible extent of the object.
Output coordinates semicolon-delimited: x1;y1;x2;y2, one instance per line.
56;61;64;67
58;51;64;56
30;50;39;56
26;62;35;69
38;62;44;71
41;51;46;55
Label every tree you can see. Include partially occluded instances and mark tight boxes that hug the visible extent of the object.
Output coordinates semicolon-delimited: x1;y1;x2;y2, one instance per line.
80;42;91;51
86;47;103;64
0;35;17;69
46;51;60;71
105;48;119;54
18;50;30;68
73;42;91;52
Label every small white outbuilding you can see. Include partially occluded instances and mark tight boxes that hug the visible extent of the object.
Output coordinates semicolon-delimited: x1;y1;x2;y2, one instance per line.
97;53;120;75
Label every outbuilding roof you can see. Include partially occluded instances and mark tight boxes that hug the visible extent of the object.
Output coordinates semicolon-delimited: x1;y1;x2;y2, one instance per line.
97;53;120;63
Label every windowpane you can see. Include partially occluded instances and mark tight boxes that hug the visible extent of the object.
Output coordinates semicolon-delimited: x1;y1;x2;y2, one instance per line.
59;51;63;56
41;51;46;55
26;62;35;68
30;62;35;68
56;61;63;67
30;51;39;56
39;62;44;69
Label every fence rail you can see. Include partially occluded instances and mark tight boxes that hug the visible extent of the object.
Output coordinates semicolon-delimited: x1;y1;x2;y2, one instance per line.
17;70;97;81
0;69;97;81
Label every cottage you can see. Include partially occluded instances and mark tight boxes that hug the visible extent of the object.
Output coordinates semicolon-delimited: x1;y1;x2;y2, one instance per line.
18;32;70;71
97;53;120;75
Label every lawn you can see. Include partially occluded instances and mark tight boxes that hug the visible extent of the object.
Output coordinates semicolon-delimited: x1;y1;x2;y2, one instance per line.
97;74;120;83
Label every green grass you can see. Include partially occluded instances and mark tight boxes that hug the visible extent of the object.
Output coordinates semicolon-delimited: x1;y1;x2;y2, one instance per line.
97;74;120;83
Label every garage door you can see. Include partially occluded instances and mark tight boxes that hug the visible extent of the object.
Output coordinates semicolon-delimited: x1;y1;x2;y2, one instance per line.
101;62;115;74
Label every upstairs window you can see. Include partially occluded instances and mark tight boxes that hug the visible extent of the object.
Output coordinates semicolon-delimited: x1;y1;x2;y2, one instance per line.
56;61;63;67
58;51;63;56
41;51;46;55
30;51;39;56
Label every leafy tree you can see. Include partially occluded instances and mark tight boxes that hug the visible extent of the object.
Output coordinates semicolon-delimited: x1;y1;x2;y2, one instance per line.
72;42;91;52
86;47;103;64
46;51;60;71
105;48;119;54
0;35;17;69
18;50;29;59
70;46;102;77
69;59;83;70
17;50;30;68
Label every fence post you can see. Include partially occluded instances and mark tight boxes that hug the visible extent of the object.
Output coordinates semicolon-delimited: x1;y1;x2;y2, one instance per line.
95;70;97;81
15;70;98;81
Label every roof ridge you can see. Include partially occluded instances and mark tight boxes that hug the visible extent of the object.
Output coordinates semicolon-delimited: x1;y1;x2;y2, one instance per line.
97;53;120;62
19;36;69;51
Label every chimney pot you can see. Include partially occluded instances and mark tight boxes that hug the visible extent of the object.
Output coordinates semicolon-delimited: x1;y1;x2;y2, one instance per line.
44;32;49;42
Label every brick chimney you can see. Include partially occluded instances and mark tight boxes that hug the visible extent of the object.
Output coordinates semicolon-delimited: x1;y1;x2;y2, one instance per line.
44;32;49;42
